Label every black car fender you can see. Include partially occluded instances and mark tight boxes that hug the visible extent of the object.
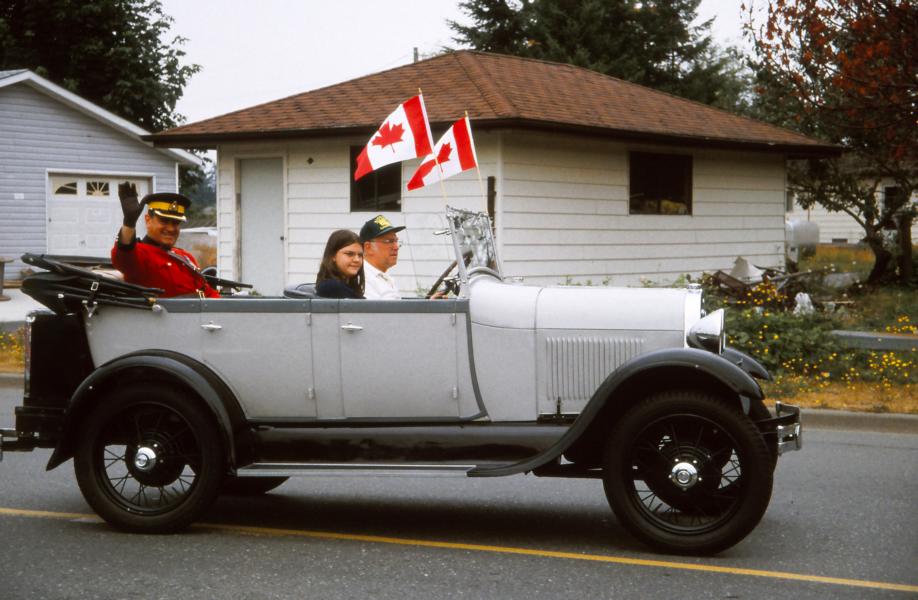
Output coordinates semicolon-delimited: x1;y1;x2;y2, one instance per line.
46;350;251;471
470;347;767;477
722;346;772;381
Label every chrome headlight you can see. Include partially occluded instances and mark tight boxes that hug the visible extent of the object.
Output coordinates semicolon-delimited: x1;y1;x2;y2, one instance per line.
687;308;725;354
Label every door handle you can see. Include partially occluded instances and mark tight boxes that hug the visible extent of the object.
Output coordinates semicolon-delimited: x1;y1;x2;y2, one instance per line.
340;323;363;332
201;321;222;332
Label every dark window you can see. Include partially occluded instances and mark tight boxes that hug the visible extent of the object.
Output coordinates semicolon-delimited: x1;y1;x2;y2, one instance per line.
629;152;692;215
350;146;401;212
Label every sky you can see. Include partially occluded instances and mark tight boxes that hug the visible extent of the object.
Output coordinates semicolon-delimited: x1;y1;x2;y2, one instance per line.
159;0;752;127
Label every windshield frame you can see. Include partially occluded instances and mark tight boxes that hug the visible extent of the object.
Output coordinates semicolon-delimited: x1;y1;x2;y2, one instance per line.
445;206;503;290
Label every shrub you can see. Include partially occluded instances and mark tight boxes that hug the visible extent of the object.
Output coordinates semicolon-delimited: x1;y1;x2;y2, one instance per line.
707;283;918;395
0;329;25;372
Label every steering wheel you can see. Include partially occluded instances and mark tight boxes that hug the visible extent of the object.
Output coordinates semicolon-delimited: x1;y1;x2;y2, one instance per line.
426;259;460;298
426;251;475;299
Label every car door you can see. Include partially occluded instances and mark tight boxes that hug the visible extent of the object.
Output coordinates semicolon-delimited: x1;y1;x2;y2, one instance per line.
199;298;315;419
336;300;461;418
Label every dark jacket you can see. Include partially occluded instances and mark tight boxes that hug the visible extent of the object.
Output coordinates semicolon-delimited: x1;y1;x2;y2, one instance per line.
316;278;363;299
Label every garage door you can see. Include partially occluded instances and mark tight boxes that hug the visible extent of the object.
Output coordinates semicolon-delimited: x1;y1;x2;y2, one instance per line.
47;175;150;257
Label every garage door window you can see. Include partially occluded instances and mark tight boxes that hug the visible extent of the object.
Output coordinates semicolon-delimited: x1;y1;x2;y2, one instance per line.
87;181;110;197
52;180;78;195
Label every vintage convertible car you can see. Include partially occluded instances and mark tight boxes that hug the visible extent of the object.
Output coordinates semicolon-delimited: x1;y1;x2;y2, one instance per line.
0;208;801;555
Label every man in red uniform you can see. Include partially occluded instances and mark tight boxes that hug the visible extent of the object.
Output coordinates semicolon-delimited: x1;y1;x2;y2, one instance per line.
111;182;219;298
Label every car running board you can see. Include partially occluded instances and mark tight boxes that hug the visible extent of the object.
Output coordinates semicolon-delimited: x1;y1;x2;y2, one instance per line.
235;463;480;478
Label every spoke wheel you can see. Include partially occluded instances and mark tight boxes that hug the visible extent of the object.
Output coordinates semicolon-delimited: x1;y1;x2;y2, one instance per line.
75;384;224;533
603;391;773;555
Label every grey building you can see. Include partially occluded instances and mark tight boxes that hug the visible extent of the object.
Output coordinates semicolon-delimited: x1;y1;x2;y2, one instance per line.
0;69;199;280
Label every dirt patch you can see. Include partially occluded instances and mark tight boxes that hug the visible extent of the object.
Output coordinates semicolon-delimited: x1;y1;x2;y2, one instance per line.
764;381;917;414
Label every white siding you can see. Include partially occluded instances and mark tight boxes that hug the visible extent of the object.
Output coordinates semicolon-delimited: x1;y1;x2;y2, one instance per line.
217;133;498;294
787;183;918;244
215;130;790;292
0;83;180;279
500;132;787;286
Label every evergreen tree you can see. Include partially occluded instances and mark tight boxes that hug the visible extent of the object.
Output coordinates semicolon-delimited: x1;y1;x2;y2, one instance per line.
449;0;750;110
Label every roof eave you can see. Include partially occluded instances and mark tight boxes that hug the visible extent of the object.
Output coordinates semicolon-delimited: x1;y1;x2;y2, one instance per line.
148;118;842;158
477;119;843;158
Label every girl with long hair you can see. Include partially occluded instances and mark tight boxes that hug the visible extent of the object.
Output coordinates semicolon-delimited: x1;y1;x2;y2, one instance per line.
316;229;365;299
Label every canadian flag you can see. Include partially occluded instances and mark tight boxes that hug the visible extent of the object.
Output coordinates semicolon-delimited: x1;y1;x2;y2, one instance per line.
407;116;478;191
354;95;434;181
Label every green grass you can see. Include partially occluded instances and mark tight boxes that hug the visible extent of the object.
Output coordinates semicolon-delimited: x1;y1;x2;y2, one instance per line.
798;244;874;280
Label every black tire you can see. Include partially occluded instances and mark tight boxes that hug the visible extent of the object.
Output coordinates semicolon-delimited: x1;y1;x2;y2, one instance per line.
221;476;288;496
74;383;225;533
603;391;773;555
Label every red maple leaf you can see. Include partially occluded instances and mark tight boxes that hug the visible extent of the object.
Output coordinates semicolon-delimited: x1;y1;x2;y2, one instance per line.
371;121;405;152
410;143;454;184
436;142;452;164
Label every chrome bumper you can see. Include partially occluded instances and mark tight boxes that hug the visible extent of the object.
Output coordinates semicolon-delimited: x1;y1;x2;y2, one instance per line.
0;427;38;462
774;401;802;454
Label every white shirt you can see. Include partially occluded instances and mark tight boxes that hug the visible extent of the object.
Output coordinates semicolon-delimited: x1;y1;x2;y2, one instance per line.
363;260;400;300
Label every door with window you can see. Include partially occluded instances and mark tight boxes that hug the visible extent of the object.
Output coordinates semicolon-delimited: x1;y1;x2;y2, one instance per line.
47;175;149;257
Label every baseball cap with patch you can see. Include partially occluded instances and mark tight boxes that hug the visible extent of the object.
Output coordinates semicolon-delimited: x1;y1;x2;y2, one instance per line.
144;193;190;222
359;215;405;243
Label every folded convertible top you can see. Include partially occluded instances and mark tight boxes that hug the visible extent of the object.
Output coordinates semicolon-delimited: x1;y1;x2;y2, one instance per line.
20;253;162;315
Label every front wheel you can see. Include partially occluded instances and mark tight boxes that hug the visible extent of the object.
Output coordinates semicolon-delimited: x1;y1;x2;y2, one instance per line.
603;391;773;555
74;384;225;533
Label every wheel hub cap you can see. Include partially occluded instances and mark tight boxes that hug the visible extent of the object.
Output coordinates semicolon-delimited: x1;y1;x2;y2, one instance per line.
133;446;158;472
670;461;700;490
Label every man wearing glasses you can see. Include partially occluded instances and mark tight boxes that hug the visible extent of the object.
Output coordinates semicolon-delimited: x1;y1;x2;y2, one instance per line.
359;215;405;300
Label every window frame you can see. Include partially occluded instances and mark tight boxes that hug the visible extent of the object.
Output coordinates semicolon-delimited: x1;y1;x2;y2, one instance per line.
349;146;402;213
628;151;693;216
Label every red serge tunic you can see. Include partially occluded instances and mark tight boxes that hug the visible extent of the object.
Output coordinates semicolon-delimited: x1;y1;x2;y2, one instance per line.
112;236;220;298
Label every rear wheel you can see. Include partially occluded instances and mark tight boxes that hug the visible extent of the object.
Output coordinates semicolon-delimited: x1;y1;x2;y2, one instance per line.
74;383;225;533
603;391;773;555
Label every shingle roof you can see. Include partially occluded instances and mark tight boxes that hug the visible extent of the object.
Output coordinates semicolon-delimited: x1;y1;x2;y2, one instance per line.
151;51;837;156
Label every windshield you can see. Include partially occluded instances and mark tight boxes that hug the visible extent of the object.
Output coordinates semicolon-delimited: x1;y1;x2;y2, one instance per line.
445;206;502;281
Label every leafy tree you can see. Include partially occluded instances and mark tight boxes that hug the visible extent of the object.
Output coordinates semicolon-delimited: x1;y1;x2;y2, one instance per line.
746;0;917;284
449;0;751;110
0;0;198;131
0;0;206;196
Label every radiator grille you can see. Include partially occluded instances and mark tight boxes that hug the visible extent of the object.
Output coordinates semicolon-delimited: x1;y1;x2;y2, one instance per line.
545;336;644;404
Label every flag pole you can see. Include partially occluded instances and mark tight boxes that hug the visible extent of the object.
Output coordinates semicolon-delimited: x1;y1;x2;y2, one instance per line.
424;90;448;207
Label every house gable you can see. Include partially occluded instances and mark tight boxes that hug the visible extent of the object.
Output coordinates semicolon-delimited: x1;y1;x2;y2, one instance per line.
0;69;199;166
0;77;193;279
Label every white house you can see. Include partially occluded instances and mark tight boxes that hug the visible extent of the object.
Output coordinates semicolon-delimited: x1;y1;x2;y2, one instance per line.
786;184;918;244
0;69;200;280
150;51;838;295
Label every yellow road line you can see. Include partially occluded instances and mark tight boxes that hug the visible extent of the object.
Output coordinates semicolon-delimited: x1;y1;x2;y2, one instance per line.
2;506;916;594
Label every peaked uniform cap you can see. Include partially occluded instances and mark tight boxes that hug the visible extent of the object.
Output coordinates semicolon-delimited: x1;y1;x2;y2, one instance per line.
359;215;405;243
144;193;190;222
